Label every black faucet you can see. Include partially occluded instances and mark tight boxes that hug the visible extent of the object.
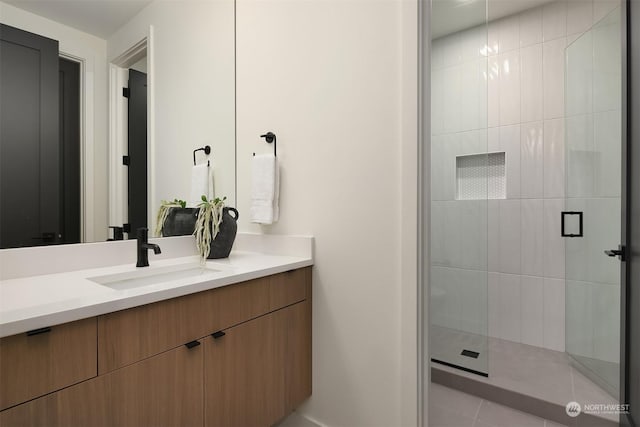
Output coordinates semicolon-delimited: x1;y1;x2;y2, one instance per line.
136;228;161;267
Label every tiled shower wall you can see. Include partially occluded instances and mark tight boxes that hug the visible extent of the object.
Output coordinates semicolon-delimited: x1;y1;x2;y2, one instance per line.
431;0;620;353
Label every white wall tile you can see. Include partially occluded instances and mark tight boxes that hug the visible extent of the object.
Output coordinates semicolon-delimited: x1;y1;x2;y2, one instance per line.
543;118;565;198
460;58;488;131
432;39;445;70
566;30;593;117
520;7;543;47
489;272;522;341
442;31;464;67
592;283;620;363
566;280;593;357
498;50;521;126
499;15;520;53
543;37;566;120
431;201;447;266
520;122;544;198
566;114;596;198
488;56;500;128
543;199;565;279
450;200;488;270
431;134;456;201
488;20;500;56
488;272;501;338
593;110;622;198
431;266;462;330
593;18;622;113
500;125;521;198
520;44;544;123
443;64;463;133
543;0;567;42
521;276;544;347
461;25;486;63
521;199;544;277
488;199;500;272
499;200;521;274
567;0;594;36
544;278;566;351
593;0;620;23
459;269;489;335
498;273;522;342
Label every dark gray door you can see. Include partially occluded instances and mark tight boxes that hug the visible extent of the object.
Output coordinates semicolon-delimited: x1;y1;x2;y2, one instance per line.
58;58;80;244
126;69;147;237
624;1;639;425
0;24;59;248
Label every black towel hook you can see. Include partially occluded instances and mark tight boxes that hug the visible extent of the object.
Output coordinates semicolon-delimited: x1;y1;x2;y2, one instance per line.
253;132;277;157
193;145;211;166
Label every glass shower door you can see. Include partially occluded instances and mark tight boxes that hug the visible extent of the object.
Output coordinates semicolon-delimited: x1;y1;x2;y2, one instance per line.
564;7;622;398
430;0;489;376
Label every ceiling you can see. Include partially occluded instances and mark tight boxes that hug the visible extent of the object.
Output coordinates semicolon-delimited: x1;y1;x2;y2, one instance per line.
432;0;557;39
4;0;153;39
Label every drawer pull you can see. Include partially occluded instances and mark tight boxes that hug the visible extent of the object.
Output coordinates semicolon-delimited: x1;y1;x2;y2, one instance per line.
26;327;51;336
184;340;200;349
211;331;226;339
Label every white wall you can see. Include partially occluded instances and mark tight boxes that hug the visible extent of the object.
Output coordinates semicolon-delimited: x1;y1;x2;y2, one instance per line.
107;0;236;222
430;0;620;354
0;1;109;242
236;0;418;425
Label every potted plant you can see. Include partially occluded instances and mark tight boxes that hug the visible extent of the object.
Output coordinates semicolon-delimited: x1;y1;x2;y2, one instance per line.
154;199;198;237
194;196;239;261
155;196;238;262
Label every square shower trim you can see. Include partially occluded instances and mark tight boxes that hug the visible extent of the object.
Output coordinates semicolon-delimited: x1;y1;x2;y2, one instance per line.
456;151;506;200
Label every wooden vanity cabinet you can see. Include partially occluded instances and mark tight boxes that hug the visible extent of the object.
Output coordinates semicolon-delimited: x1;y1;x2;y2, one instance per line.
0;340;204;427
98;275;271;374
98;268;311;374
0;267;311;427
205;299;311;427
0;317;97;411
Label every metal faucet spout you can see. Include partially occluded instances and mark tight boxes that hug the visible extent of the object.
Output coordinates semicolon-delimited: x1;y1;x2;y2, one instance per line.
136;228;161;267
143;243;161;255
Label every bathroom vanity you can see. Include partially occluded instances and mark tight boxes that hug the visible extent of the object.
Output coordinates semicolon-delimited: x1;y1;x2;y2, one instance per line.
0;234;313;427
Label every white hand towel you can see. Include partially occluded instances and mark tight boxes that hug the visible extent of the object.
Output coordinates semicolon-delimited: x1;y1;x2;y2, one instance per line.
190;164;211;207
250;154;279;224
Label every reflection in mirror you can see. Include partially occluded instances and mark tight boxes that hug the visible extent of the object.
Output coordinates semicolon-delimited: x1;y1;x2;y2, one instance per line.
0;0;236;249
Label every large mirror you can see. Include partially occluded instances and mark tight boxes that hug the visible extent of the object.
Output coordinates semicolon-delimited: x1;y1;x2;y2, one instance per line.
0;0;236;249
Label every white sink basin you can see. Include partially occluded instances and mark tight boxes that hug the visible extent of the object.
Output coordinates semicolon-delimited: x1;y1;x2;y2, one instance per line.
88;263;221;291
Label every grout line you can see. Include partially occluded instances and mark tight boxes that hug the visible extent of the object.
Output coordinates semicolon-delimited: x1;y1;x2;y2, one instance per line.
569;365;576;401
471;399;485;427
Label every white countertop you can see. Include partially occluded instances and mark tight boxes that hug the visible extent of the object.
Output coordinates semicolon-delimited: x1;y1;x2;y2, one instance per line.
0;250;313;338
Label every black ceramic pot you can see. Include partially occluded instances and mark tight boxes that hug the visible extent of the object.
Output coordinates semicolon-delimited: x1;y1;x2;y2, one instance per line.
162;208;198;236
208;207;239;259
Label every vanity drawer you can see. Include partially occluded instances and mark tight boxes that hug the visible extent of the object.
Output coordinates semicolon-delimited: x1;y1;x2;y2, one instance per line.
0;317;97;411
269;267;310;311
98;275;271;374
97;268;311;374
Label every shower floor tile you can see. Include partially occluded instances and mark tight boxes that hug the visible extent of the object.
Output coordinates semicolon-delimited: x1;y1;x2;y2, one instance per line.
431;327;619;426
429;382;565;427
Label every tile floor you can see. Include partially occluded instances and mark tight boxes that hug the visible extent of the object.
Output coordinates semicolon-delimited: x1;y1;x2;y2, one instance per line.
275;412;321;427
431;326;618;424
429;382;567;427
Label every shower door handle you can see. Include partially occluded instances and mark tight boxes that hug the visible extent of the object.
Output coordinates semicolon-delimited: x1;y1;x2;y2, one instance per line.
561;211;583;237
604;245;626;261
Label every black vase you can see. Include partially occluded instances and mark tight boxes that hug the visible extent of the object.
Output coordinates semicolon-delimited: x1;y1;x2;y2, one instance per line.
162;208;198;236
208;207;239;259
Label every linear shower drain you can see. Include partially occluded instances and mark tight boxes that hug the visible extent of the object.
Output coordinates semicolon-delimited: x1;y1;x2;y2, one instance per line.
461;349;480;359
